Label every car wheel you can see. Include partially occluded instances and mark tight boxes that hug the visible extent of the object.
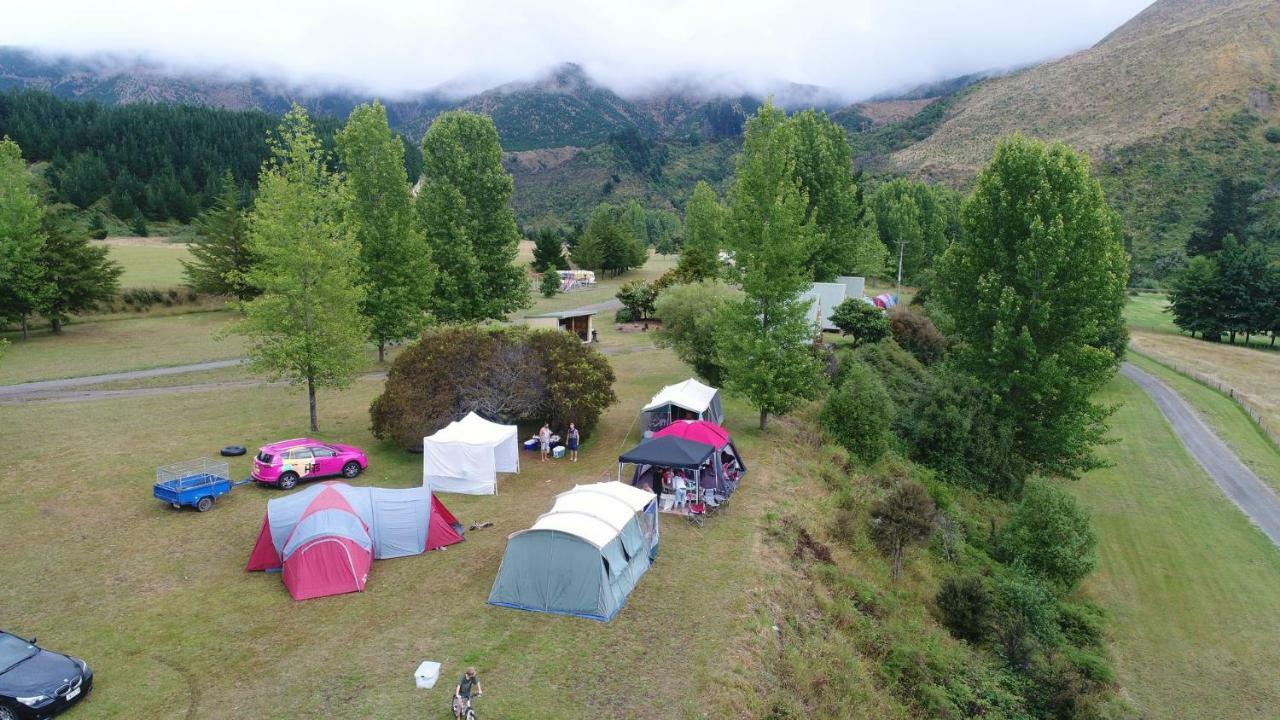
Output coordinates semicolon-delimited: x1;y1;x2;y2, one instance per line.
196;496;214;512
277;472;298;490
342;461;362;478
0;704;18;720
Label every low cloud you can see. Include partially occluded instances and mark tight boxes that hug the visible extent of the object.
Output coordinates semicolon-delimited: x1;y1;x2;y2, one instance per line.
2;0;1154;101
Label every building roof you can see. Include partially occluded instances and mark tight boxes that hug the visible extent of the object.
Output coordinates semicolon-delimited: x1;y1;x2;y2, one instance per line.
524;310;598;320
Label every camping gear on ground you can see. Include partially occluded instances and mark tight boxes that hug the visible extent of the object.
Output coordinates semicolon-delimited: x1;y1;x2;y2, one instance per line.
153;457;247;512
423;412;520;495
488;481;657;621
552;445;566;459
414;661;442;689
652;420;747;486
640;378;725;435
246;481;464;600
873;293;898;309
617;435;729;515
522;438;539;451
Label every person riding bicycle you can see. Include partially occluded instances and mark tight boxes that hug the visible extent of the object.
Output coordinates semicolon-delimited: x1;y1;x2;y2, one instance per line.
453;667;482;717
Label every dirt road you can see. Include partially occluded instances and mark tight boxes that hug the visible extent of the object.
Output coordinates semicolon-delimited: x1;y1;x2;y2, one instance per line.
1122;362;1280;547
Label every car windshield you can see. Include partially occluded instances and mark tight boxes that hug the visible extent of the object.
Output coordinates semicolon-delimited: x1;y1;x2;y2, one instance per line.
0;633;38;673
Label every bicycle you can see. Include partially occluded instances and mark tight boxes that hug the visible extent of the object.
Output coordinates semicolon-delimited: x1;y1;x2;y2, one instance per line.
453;693;481;720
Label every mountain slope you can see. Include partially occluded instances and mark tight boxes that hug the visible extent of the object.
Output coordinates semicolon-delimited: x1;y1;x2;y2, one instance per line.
891;0;1280;267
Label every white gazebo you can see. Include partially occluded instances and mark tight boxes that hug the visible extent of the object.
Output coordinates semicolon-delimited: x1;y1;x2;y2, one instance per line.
422;412;520;495
640;378;725;435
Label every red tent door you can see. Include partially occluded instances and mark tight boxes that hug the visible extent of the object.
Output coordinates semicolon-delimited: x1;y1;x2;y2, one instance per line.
282;536;372;601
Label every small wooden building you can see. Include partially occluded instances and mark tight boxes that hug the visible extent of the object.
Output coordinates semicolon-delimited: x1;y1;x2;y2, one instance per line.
525;310;596;342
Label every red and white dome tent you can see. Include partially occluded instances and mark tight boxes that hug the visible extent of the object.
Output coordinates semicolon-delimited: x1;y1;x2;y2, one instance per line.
246;481;464;600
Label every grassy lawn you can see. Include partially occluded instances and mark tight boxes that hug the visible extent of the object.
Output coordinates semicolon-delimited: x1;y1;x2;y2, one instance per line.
1073;372;1280;718
1;321;787;719
0;312;243;385
96;241;194;288
1123;292;1176;334
519;253;678;317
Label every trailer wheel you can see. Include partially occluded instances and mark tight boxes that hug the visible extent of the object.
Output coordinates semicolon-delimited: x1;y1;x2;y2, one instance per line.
196;496;214;512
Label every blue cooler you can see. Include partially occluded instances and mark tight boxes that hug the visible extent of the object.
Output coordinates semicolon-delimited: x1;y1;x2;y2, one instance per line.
523;438;539;451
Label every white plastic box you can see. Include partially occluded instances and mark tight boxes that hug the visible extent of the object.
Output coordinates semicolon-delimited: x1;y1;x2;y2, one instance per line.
414;661;441;689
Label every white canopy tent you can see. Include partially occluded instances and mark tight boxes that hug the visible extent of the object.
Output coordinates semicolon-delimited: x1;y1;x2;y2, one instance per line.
640;378;724;434
422;412;520;495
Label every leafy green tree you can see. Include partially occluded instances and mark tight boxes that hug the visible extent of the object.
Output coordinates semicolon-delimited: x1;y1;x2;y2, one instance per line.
872;178;958;286
416;111;528;322
677;181;724;281
621;200;649;246
236;106;368;432
788;110;885;279
717;101;822;430
937;136;1128;487
539;270;560;298
616;280;657;320
1216;234;1273;344
653;281;736;386
530;227;568;272
1168;254;1222;339
182;170;256;302
574;203;646;277
869;480;937;579
0;137;48;339
37;205;122;333
830;298;889;346
337;102;434;362
997;481;1098;594
647;209;682;255
820;360;892;464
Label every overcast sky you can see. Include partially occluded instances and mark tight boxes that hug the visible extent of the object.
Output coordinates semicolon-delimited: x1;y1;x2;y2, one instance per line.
3;0;1154;101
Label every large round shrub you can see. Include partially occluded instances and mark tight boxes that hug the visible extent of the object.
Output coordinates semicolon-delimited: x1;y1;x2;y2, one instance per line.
936;575;993;643
371;325;616;448
887;306;947;364
820;360;892;464
996;482;1098;593
830;298;889;346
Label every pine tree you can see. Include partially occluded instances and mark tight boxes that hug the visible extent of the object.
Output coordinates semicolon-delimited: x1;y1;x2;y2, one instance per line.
0;137;48;339
531;227;568;272
677;181;724;281
1187;176;1260;257
182;170;256;301
337;102;434;362
1216;235;1273;344
235;106;369;432
37;205;122;333
540;270;561;298
416;111;528;322
716;101;822;430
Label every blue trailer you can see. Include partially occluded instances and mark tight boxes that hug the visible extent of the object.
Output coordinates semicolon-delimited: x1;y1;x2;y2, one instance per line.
154;458;234;512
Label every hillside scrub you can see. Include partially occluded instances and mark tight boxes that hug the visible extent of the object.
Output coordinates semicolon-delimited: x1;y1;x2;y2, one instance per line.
887;305;947;364
821;360;892;464
370;325;616;449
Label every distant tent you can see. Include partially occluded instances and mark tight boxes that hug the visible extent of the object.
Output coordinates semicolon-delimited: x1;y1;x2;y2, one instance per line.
246;481;464;600
488;482;657;621
836;275;865;299
423;412;520;495
872;293;897;309
640;378;724;435
799;282;848;332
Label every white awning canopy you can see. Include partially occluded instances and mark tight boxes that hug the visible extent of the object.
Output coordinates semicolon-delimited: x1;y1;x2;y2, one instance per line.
642;378;721;417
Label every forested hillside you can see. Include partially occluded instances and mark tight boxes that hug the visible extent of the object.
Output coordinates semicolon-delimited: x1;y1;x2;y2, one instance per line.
0;90;421;222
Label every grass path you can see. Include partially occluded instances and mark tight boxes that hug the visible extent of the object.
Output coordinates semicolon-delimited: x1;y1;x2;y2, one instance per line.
1074;372;1280;718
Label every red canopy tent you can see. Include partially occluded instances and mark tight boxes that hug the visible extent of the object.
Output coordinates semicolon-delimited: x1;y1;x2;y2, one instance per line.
652;419;732;449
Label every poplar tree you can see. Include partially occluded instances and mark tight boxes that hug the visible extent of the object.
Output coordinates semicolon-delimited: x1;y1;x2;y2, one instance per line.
0;137;47;339
938;135;1128;488
236;106;368;432
337;101;434;361
677;181;724;281
716;101;822;430
416;111;527;322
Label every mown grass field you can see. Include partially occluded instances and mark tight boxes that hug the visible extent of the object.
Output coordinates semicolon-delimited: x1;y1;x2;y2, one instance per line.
0;311;244;385
95;240;194;288
1074;370;1280;718
0;316;792;719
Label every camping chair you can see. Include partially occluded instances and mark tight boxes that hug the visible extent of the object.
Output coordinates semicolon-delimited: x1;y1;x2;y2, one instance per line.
686;500;706;527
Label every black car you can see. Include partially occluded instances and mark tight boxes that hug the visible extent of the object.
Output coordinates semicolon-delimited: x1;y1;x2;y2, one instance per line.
0;632;92;719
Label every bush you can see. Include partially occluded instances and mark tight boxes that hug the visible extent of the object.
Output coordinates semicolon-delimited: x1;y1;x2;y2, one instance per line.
652;281;736;387
539;271;560;298
848;339;927;400
936;575;993;643
1266;126;1280;144
1057;601;1106;649
887;306;947;364
820;361;892;464
613;307;635;323
869;480;937;578
616;279;657;320
991;570;1060;669
996;481;1098;593
370;325;617;449
831;299;889;346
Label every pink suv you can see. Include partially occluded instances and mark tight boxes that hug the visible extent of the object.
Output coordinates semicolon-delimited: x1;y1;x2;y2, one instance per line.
251;438;368;490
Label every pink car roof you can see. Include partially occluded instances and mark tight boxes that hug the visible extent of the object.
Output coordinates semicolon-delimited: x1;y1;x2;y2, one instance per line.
259;438;322;453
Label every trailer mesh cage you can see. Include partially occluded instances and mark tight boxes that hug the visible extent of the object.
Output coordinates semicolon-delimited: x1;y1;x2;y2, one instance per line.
156;457;230;489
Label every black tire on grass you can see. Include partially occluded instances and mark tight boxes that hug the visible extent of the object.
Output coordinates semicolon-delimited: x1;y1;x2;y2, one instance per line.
220;445;247;457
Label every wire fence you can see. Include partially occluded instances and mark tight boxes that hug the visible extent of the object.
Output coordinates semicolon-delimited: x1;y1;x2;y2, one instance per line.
1130;350;1280;450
